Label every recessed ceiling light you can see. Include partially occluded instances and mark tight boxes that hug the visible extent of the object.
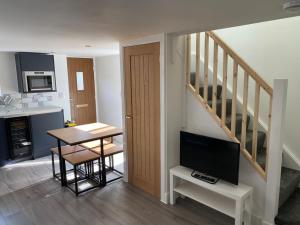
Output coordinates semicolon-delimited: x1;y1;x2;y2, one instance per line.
283;0;300;12
85;45;92;48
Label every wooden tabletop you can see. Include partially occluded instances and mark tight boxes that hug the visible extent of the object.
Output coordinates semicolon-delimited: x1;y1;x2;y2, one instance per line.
47;123;123;145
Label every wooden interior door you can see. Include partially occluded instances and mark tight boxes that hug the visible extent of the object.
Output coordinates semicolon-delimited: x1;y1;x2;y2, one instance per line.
124;42;161;198
67;58;96;125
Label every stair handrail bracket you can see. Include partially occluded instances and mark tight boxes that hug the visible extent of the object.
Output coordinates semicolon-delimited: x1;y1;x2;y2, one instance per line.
185;31;274;180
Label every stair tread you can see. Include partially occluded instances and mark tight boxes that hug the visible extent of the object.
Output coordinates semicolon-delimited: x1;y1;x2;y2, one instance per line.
275;188;300;225
278;167;300;208
207;98;231;104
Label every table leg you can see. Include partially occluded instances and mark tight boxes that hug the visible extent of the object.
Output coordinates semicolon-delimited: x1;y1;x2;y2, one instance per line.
57;139;66;186
100;138;106;186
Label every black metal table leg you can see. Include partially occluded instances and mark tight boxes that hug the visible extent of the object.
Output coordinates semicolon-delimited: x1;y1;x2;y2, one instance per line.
51;152;55;178
100;138;106;186
57;139;66;186
74;165;78;196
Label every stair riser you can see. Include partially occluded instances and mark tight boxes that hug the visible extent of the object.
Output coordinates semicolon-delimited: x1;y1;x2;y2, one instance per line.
199;86;222;101
215;100;232;118
245;133;266;155
226;115;250;135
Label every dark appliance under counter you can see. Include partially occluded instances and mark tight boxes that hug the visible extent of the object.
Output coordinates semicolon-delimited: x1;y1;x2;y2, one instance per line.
0;110;64;166
6;116;33;161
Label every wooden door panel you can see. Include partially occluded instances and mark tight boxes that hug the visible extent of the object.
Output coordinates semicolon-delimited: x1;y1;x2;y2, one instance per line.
67;58;96;125
124;43;160;198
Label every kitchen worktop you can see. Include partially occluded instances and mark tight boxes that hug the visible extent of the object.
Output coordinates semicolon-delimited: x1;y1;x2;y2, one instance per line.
0;106;63;118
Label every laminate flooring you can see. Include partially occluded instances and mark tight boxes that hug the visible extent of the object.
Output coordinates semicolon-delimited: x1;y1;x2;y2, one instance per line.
0;178;234;225
0;153;233;225
0;154;124;197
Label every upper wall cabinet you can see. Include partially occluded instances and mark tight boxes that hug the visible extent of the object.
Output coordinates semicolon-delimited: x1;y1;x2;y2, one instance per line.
15;53;57;93
15;52;55;71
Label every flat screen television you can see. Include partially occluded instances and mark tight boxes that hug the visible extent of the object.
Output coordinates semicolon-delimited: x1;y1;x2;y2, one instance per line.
180;131;240;185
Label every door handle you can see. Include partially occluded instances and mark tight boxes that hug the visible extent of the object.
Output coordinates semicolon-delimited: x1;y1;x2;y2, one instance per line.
125;115;132;119
76;104;88;108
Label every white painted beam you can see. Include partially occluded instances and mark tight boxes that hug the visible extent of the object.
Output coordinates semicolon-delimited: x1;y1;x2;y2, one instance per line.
263;79;288;225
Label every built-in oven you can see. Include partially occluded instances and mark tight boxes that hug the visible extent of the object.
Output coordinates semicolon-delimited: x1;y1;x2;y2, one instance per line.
23;71;56;93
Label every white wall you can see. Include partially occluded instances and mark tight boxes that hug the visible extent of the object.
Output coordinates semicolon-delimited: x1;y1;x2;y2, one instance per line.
0;52;18;93
53;54;71;121
165;34;185;202
213;16;300;164
0;52;71;120
94;55;123;129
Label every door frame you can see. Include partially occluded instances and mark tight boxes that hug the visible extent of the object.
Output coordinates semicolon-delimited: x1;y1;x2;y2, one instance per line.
66;57;99;124
120;34;167;203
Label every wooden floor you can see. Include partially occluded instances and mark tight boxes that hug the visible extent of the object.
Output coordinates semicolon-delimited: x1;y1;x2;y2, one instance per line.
0;157;54;197
0;178;234;225
0;154;124;197
0;153;233;225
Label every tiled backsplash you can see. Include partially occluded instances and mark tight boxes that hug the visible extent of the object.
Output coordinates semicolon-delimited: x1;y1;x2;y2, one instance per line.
2;92;64;109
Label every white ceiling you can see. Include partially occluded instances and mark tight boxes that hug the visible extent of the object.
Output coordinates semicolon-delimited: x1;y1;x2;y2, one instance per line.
0;0;299;56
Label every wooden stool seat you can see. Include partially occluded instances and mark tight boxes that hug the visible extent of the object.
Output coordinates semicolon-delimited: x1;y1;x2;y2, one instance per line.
51;145;86;155
63;150;100;165
90;144;123;156
79;139;110;149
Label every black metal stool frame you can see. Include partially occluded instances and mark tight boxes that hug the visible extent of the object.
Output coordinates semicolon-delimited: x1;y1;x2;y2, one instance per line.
64;157;102;196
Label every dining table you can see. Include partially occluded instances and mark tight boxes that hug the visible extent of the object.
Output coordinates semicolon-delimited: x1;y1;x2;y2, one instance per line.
47;122;123;187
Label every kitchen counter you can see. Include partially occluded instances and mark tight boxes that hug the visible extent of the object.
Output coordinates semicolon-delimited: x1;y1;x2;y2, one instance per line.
0;106;63;118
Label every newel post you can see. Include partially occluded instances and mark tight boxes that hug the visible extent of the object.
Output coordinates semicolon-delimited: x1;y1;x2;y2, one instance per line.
263;79;288;225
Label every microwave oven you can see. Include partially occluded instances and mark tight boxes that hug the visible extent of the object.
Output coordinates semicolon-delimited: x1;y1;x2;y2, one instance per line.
22;71;56;93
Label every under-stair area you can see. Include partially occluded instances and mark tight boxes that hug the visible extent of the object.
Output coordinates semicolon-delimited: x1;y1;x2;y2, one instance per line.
185;31;300;225
190;77;268;170
275;167;300;225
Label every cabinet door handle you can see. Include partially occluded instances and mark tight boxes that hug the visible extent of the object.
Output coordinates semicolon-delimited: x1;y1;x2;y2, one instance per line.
125;115;132;119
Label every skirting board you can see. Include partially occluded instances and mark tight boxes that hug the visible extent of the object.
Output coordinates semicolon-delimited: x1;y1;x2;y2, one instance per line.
161;192;169;204
283;144;300;171
165;191;263;225
262;220;274;225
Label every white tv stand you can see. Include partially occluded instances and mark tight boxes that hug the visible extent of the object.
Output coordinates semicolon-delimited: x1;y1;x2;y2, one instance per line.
170;166;253;225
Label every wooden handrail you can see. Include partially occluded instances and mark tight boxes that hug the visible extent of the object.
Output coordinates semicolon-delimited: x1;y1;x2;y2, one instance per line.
207;31;273;96
186;35;191;85
212;42;218;113
195;33;200;94
184;31;274;181
231;61;238;136
204;33;209;102
221;52;228;126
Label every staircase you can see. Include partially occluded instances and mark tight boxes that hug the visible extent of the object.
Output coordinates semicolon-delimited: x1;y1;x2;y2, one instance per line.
185;31;300;225
190;75;267;170
275;167;300;225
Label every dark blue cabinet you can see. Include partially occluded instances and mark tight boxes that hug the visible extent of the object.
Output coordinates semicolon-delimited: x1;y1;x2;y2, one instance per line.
30;110;64;159
15;52;55;72
15;52;55;93
0;118;9;167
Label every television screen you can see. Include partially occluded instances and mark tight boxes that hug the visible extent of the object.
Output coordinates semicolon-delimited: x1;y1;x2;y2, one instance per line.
180;131;240;185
